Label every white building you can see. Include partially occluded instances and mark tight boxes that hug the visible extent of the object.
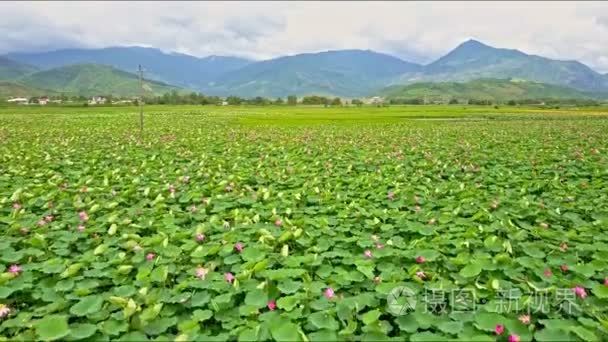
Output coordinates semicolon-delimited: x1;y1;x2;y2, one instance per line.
367;96;384;105
7;97;29;104
89;96;107;105
38;96;49;105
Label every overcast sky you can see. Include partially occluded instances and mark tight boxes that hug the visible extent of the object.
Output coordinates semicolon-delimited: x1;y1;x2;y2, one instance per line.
1;1;608;72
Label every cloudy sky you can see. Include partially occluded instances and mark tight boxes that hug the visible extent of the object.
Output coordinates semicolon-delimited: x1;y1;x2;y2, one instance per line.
1;1;608;72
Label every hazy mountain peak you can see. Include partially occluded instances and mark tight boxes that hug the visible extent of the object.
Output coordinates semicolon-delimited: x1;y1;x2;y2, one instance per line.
457;39;492;50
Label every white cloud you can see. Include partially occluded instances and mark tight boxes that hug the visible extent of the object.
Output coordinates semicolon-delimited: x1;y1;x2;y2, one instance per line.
1;1;607;72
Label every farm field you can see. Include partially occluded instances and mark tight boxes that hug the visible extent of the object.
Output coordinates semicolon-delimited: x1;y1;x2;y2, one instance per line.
1;105;608;341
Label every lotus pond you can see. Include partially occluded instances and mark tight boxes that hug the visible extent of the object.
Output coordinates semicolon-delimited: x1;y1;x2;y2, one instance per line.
1;105;608;341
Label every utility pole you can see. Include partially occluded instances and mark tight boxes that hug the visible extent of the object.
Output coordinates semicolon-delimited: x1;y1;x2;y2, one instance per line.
138;64;144;139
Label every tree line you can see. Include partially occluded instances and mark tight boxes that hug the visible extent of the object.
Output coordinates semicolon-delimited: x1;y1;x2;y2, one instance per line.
388;97;603;106
2;90;604;107
140;91;369;106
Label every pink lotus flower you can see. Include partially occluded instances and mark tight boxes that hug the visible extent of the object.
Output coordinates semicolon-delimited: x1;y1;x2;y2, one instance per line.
195;267;209;280
375;243;384;249
80;186;88;193
196;233;205;242
387;191;395;200
508;334;520;342
573;286;587;299
20;227;29;235
544;268;553;277
168;184;176;194
559;242;568;252
416;256;426;264
189;205;197;212
0;304;10;318
79;211;89;222
364;250;373;258
224;272;235;283
37;219;46;227
146;253;156;261
416;271;426;279
267;300;276;311
182;176;190;183
324;287;335;299
495;324;505;335
234;242;244;253
8;265;22;275
518;314;531;325
77;225;85;232
12;203;21;210
604;278;608;286
44;215;54;222
274;219;283;227
560;264;569;272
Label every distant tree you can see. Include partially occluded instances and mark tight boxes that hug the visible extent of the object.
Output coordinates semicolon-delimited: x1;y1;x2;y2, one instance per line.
274;97;284;105
248;96;270;105
449;98;458;104
331;97;342;106
287;95;298;105
302;96;329;105
507;100;517;106
351;99;363;107
226;96;243;105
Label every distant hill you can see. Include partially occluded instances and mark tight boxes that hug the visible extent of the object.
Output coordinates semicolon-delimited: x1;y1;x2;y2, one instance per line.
205;49;422;97
6;47;251;90
394;40;608;93
18;64;179;97
0;57;38;80
380;78;599;102
0;81;56;98
4;40;608;97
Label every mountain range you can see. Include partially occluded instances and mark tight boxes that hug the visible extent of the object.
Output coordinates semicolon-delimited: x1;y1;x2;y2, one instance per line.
381;78;596;102
1;39;608;99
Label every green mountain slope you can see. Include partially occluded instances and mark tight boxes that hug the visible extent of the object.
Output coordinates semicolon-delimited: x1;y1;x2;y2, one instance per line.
381;78;599;102
0;57;38;80
0;81;57;98
6;46;251;90
207;49;421;97
394;40;608;93
18;64;180;96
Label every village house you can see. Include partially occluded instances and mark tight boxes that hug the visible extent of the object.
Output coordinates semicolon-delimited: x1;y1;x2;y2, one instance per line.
38;96;49;105
6;97;29;105
89;96;107;105
366;96;384;105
